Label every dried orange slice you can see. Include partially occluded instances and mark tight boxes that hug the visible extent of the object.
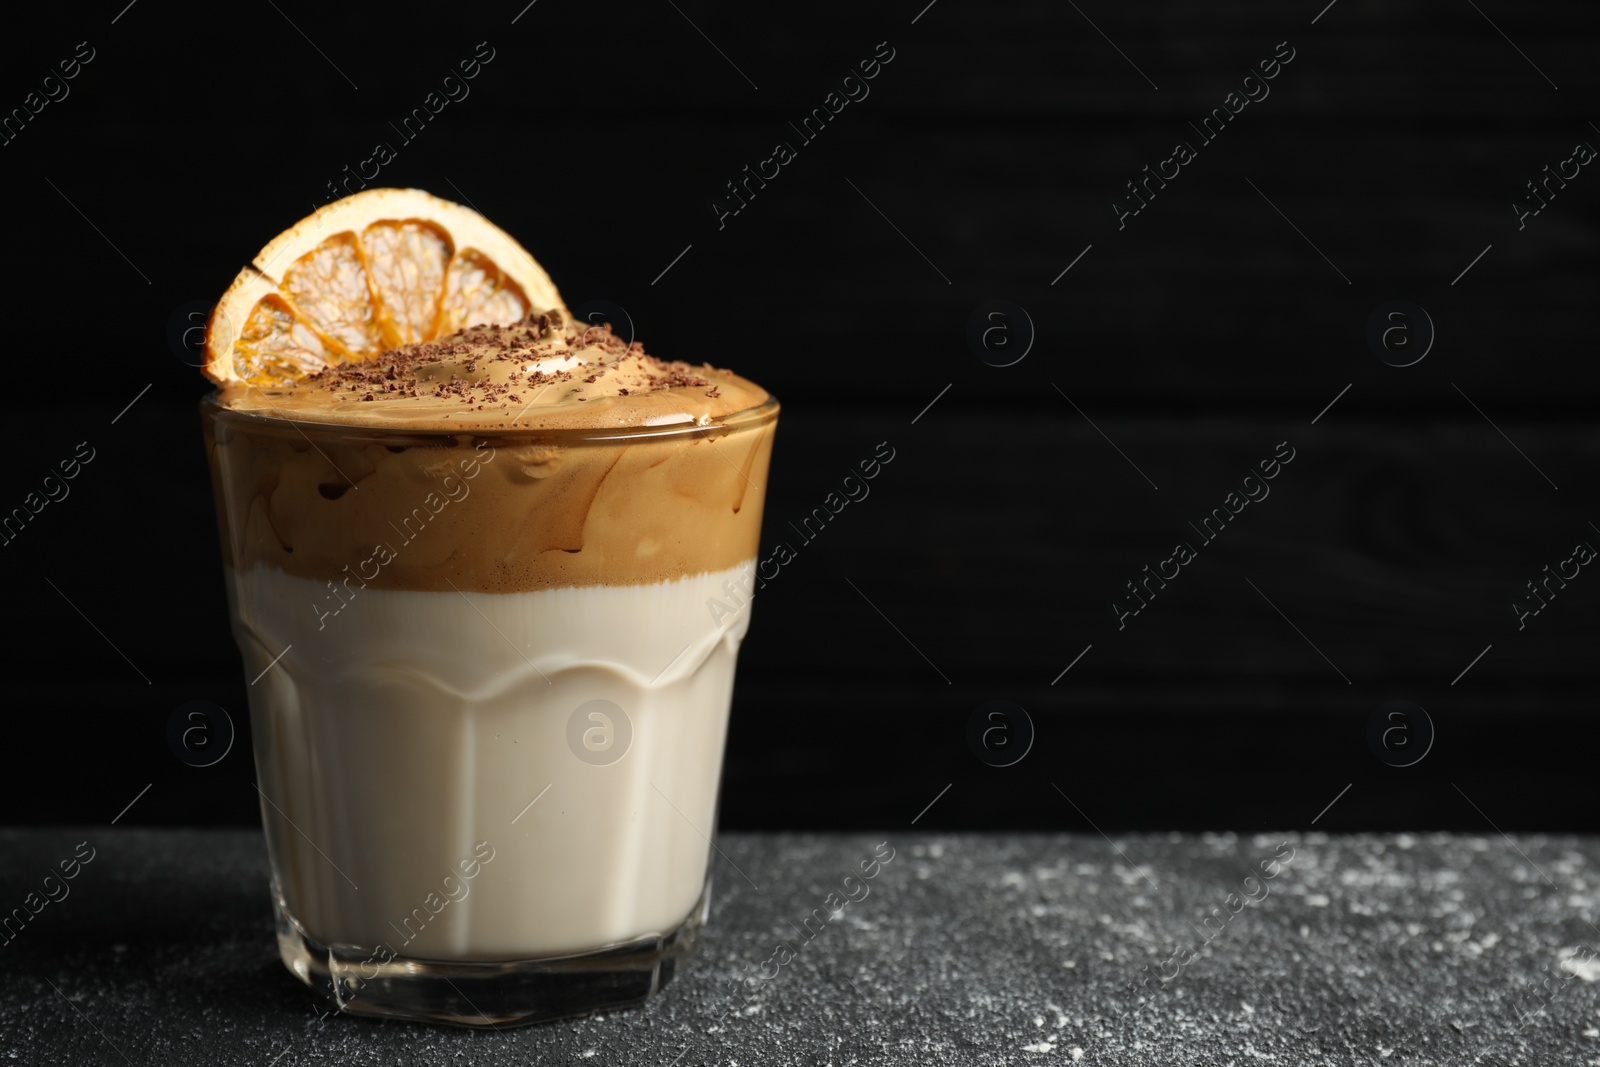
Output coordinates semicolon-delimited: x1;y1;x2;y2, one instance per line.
203;188;565;386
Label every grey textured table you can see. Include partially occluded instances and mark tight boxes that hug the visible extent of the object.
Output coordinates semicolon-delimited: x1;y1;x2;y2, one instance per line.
3;829;1597;1065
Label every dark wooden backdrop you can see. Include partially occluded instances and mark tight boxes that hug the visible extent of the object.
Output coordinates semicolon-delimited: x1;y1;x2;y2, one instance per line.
1;0;1595;830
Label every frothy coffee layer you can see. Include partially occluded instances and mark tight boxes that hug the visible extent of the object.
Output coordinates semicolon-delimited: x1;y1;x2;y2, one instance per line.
205;312;777;593
205;409;775;592
214;310;768;433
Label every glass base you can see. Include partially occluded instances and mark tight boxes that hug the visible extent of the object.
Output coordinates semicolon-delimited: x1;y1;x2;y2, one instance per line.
272;880;710;1027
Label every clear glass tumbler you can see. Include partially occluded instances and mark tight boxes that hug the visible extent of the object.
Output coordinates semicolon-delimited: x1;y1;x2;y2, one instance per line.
201;394;777;1026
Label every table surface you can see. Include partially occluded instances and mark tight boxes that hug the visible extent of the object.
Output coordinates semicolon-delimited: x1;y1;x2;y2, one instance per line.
3;829;1597;1065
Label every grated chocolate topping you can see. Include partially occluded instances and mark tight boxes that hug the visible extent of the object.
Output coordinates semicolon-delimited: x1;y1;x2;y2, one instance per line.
291;309;716;411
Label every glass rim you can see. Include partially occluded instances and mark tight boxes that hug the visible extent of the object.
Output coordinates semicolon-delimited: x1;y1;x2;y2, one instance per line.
200;391;779;446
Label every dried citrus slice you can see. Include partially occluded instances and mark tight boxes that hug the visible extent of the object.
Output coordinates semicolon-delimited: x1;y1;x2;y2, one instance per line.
203;188;565;386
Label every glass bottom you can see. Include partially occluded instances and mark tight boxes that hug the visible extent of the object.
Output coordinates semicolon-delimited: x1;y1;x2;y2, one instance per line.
272;878;710;1027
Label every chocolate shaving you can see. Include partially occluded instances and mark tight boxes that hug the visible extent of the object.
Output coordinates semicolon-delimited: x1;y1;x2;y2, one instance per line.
286;310;727;411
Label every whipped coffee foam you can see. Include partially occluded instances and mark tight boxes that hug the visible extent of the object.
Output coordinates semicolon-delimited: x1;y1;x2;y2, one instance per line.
203;320;778;595
215;310;768;433
235;562;752;959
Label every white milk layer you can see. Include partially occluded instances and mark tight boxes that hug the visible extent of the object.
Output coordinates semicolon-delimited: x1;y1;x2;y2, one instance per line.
226;562;755;960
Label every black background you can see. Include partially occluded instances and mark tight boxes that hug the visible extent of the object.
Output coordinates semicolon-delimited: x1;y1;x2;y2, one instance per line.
1;0;1595;832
